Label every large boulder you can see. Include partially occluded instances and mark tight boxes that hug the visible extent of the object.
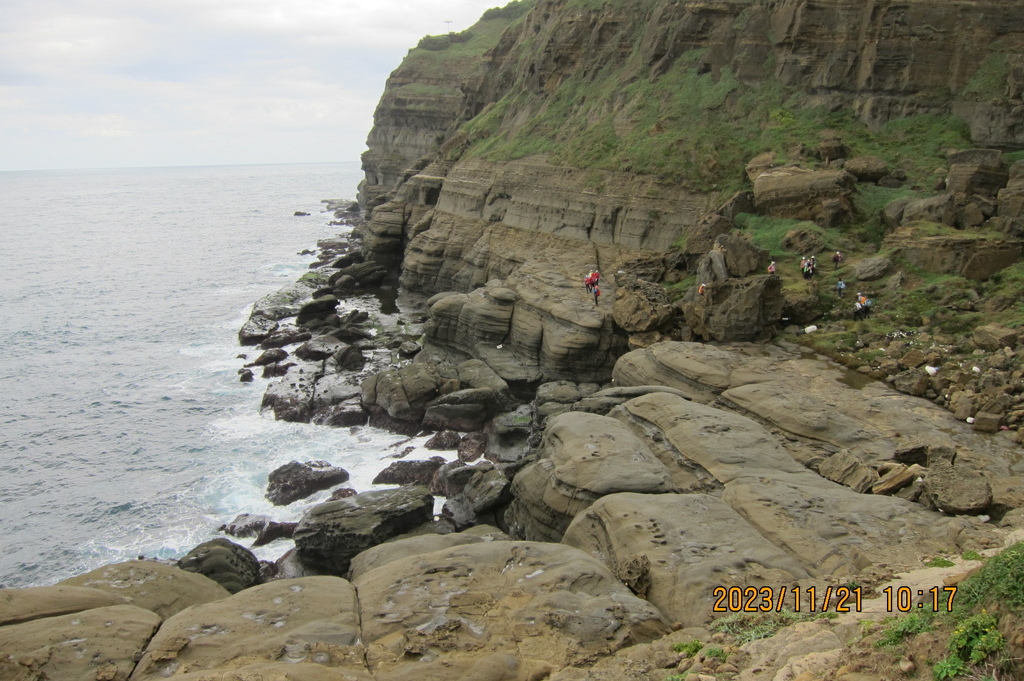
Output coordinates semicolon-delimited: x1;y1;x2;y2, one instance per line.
945;148;1008;197
883;225;1023;280
238;314;278;346
58;559;230;619
352;541;671;671
612;274;674;333
372;457;446;486
266;460;351;506
973;323;1019;351
293;486;434;577
362;359;516;433
901;194;957;226
0;605;160;681
680;275;784;342
130;576;363;681
844;155;889;182
177;538;260;594
504;411;676;542
261;359;322;422
752;166;856;225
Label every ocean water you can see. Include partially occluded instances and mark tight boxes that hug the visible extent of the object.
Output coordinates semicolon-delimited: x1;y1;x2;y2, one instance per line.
0;163;430;588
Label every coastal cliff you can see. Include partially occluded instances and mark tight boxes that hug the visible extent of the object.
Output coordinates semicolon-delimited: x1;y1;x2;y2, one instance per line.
6;3;1024;681
360;0;1024;387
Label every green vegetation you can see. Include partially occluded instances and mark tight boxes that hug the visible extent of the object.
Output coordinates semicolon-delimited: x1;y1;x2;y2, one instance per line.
710;609;836;645
703;646;728;661
961;550;984;562
926;556;957;568
399;1;536;81
671;640;703;657
955;542;1024;612
859;543;1024;680
875;612;934;648
456;33;974;198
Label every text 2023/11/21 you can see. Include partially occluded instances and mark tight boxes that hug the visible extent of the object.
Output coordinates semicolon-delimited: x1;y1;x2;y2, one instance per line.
711;585;958;613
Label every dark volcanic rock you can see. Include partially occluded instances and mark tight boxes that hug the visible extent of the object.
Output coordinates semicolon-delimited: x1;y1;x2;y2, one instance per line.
260;328;312;349
295;295;339;326
219;513;273;538
372;457;447;486
238;315;278;346
265;460;350;506
177;538;259;594
311;401;368;427
424;430;462;450
294;335;346;361
247;348;288;366
252;521;298;547
293;486;434;576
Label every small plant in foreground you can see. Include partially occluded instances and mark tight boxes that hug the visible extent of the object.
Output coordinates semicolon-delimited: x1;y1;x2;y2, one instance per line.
704;646;728;662
875;612;933;648
671;640;703;657
932;655;965;680
961;550;984;562
926;556;957;568
664;675;689;681
948;612;1004;665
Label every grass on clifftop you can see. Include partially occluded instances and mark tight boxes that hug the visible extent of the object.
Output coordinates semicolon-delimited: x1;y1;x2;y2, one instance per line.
458;41;974;197
397;1;535;82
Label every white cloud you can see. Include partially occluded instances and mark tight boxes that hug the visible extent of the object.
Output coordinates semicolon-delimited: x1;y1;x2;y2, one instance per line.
0;0;509;170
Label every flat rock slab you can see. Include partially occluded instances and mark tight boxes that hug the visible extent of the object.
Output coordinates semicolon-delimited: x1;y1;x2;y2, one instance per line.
618;393;955;576
0;604;159;681
564;492;809;626
131;576;363;680
352;541;671;671
0;584;130;627
348;525;509;581
59;559;230;619
166;662;372;680
613;342;1023;504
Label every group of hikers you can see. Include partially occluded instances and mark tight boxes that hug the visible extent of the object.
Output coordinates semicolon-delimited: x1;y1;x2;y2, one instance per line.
766;251;873;320
585;251;871;319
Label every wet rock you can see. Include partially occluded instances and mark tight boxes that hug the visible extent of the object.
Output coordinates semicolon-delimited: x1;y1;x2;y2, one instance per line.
259;327;312;349
293;486;434;576
372;457;447;486
177;538;260;594
293;335;346;361
424;429;462;450
248;347;288;366
266;460;350;506
295;295;339;326
238;314;278;346
251;521;298;547
219;513;273;538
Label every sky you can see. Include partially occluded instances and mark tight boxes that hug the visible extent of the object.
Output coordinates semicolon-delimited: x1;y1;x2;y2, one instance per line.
0;0;507;171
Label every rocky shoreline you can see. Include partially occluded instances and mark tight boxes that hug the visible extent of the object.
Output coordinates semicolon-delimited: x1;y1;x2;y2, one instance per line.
5;199;1023;681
